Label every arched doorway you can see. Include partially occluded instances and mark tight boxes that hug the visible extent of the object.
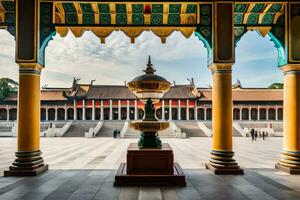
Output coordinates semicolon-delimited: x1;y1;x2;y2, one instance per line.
206;108;212;121
268;108;276;120
172;108;178;120
121;108;127;120
41;108;46;121
251;108;258;120
48;108;55;121
104;108;110;120
242;108;249;120
86;108;92;120
165;108;169;120
138;109;144;120
197;108;205;120
259;108;267;120
9;108;17;121
189;108;195;120
129;108;135;120
180;108;186;120
0;109;7;120
57;108;65;120
95;108;101;120
67;108;74;120
77;108;83;120
278;108;283;120
233;108;240;120
113;108;118;120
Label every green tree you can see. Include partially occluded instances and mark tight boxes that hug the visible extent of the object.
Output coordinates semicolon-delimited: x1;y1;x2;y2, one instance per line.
268;83;283;89
0;78;18;101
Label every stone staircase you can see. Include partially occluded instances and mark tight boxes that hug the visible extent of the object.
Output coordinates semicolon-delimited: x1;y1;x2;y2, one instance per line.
96;121;124;137
175;121;207;137
204;122;243;137
63;122;98;137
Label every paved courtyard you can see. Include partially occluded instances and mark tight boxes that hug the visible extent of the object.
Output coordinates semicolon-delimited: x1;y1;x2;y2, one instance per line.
0;137;300;200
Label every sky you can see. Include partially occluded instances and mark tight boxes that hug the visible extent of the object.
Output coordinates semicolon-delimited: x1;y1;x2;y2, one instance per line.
0;29;282;88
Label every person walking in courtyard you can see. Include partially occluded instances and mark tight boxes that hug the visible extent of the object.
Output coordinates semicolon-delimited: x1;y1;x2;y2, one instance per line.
254;131;258;141
262;131;265;140
250;128;255;142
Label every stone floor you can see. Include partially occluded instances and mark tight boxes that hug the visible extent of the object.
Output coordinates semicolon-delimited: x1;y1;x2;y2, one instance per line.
0;137;300;200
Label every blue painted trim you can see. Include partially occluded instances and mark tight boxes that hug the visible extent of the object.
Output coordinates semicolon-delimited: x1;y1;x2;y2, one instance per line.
39;31;56;67
268;31;287;67
194;31;213;67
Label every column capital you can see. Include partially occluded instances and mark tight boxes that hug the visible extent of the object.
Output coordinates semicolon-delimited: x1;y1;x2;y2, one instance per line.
19;63;43;75
209;63;233;73
280;64;300;74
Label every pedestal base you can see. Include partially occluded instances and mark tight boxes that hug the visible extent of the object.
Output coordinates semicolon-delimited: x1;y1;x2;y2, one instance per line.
114;143;186;186
115;163;186;186
206;150;244;175
4;164;48;177
205;163;244;175
275;163;300;174
4;150;48;177
275;151;300;174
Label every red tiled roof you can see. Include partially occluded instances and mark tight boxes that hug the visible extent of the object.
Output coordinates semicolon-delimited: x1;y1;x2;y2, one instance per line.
199;88;283;101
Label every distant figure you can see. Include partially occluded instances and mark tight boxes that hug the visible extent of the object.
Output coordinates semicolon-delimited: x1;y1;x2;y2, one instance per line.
250;128;255;142
113;129;118;138
254;131;258;141
262;131;265;140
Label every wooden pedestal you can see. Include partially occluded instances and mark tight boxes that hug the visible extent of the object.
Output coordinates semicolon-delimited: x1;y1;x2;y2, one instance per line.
114;143;186;186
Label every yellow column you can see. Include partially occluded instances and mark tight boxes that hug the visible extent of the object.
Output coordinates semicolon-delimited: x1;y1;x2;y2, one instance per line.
276;64;300;174
4;64;48;176
205;63;243;175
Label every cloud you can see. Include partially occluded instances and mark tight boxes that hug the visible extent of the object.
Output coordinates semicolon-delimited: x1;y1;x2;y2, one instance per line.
0;29;282;88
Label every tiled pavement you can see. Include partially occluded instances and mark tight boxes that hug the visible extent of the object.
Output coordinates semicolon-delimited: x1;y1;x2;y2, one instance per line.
0;137;300;200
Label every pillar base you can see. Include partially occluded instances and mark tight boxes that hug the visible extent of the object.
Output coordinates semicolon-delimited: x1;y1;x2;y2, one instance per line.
275;151;300;174
206;150;243;175
4;150;48;177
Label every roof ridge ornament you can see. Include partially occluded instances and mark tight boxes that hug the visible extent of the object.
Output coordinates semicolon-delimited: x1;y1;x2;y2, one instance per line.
143;56;156;74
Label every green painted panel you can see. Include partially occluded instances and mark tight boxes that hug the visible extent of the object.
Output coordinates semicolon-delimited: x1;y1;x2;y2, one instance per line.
186;4;196;14
80;3;93;13
152;4;163;13
199;27;211;38
247;13;258;25
116;14;127;25
169;4;181;14
235;4;248;13
276;15;285;25
200;5;211;16
251;4;265;13
4;12;15;24
99;14;111;25
1;1;15;11
234;14;243;25
168;14;180;25
132;14;144;25
116;4;126;13
201;16;211;26
41;12;51;25
98;4;110;13
65;13;78;24
83;14;94;25
62;3;76;13
262;14;274;25
132;4;143;13
151;14;163;25
41;3;52;14
268;4;282;13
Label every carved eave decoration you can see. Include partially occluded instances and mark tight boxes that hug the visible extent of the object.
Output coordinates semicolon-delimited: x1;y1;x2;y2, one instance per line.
56;26;195;44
